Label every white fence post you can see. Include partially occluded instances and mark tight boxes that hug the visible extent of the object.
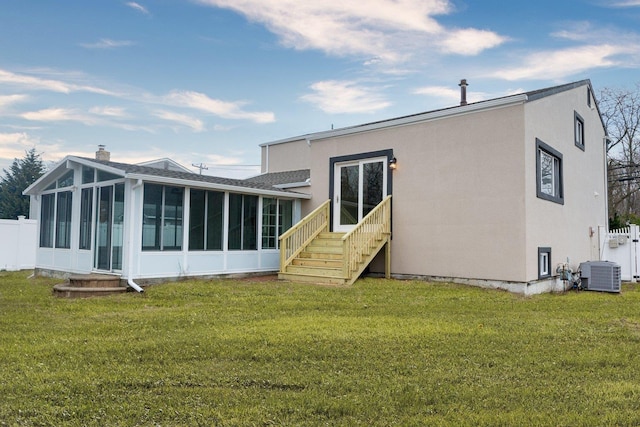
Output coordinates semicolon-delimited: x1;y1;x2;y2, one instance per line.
631;225;640;283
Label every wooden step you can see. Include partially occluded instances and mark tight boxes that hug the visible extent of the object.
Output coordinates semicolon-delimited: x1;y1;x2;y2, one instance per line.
307;240;343;249
298;251;343;260
303;244;343;255
278;272;347;286
291;257;342;268
318;232;345;239
285;264;343;277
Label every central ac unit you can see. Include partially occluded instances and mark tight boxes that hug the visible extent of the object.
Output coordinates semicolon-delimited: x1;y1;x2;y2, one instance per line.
579;261;621;293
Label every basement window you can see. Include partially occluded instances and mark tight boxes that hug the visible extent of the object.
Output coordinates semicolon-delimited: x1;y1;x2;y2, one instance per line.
538;247;551;279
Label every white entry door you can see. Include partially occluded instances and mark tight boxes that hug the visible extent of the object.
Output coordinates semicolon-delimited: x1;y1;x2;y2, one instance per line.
333;157;387;232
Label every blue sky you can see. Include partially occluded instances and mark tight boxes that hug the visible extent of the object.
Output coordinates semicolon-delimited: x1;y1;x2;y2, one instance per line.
1;0;639;178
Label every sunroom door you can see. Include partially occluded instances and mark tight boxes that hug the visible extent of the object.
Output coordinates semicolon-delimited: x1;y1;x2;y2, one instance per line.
333;157;387;232
94;183;124;271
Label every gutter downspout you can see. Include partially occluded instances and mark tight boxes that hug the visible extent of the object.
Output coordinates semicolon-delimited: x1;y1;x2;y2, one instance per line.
127;179;144;293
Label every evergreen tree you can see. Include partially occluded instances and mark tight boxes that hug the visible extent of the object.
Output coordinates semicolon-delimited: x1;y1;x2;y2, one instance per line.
0;148;46;219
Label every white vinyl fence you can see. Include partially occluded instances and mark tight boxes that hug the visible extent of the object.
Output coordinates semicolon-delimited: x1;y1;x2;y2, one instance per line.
0;216;37;271
599;225;640;282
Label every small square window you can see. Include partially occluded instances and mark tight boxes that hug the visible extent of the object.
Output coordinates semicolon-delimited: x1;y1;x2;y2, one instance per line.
536;139;564;204
538;247;552;279
574;111;585;150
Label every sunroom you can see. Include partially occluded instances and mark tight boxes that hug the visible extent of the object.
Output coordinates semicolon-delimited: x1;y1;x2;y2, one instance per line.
24;152;310;286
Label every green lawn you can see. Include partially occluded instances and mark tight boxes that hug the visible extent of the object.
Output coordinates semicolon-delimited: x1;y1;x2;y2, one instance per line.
1;271;640;426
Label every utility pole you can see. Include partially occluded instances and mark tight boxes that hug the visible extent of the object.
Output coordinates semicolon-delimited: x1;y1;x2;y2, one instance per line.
192;163;208;175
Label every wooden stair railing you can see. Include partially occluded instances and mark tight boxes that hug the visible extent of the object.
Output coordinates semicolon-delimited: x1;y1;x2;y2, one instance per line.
279;200;331;273
341;195;391;285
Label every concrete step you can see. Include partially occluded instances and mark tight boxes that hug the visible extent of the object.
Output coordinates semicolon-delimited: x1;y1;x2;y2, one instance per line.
68;274;123;288
53;284;127;298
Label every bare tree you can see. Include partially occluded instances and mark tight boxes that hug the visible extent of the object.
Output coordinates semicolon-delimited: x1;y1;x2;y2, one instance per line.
599;83;640;224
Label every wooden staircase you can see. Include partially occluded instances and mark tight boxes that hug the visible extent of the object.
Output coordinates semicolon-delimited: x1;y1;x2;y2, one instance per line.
279;196;391;286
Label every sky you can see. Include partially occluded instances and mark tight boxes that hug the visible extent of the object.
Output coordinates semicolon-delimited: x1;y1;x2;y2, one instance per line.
1;0;640;178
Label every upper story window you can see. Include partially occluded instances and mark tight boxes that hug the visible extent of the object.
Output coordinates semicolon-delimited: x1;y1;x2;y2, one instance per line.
536;138;564;205
82;166;95;184
57;170;74;188
574;111;585;151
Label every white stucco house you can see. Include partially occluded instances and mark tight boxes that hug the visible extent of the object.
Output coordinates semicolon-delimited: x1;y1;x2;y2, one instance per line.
25;79;609;294
261;79;609;294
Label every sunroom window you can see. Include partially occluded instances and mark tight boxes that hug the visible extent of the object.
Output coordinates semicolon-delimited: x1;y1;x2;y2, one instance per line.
262;198;294;249
142;184;184;251
228;194;257;250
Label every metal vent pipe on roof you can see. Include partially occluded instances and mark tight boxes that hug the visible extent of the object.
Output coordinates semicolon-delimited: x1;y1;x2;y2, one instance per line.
459;79;468;106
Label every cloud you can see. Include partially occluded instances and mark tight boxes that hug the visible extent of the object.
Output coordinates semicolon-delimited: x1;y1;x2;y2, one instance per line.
491;44;633;81
605;0;640;6
20;108;97;124
165;90;275;123
80;39;134;49
89;106;127;117
126;2;150;14
153;110;205;132
440;28;506;55
301;80;391;114
194;0;505;62
0;68;115;95
0;132;42;171
0;94;28;109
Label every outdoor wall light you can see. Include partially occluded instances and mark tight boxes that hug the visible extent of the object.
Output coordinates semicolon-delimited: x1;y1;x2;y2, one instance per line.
389;157;397;170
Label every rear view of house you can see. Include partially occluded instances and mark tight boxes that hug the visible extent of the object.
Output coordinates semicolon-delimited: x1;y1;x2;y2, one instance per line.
260;80;608;294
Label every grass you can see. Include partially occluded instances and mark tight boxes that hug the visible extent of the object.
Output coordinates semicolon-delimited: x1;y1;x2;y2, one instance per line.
1;272;640;426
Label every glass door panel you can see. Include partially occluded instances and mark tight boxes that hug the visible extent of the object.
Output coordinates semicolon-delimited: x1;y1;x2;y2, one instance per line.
362;161;383;217
95;186;112;270
112;183;124;270
339;165;359;227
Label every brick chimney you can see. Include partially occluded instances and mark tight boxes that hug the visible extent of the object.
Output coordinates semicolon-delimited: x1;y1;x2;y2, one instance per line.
459;79;468;106
95;145;110;161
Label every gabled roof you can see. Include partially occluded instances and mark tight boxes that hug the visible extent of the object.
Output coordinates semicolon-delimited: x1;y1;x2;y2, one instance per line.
136;158;193;173
261;79;598;146
244;169;311;188
24;156;311;199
